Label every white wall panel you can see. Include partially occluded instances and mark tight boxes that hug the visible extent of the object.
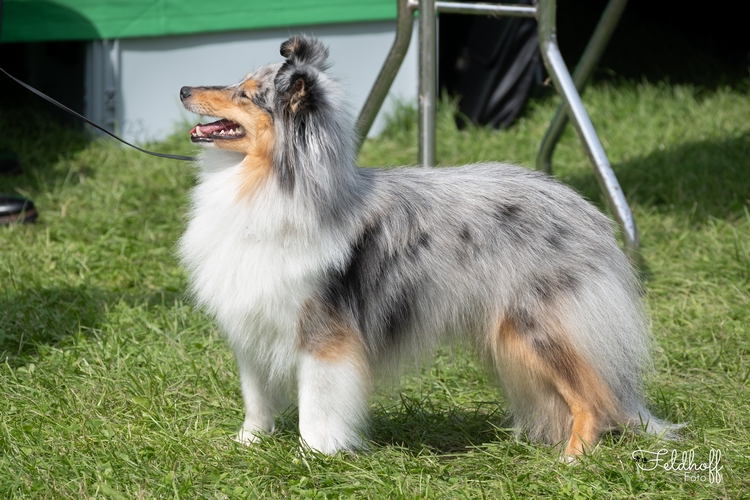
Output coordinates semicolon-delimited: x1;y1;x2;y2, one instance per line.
94;21;418;144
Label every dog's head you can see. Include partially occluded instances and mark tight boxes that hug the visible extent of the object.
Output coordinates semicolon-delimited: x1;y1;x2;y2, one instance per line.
180;36;350;194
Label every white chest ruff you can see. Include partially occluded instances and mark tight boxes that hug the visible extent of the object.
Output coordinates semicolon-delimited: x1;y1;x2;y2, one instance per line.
178;163;348;376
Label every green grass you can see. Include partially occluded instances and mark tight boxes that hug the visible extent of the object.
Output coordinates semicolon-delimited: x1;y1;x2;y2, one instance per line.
1;79;749;498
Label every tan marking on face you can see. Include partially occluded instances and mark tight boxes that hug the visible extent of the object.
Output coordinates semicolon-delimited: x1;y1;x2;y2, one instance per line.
186;87;235;117
187;80;277;199
236;110;274;200
493;312;621;456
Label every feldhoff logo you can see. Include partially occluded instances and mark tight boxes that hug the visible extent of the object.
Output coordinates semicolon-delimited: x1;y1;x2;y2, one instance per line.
631;448;723;484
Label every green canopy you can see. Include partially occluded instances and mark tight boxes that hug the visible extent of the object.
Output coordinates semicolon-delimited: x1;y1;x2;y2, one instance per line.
2;0;397;43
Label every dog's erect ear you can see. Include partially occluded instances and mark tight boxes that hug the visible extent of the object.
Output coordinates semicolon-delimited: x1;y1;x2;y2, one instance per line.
279;36;330;71
275;62;322;115
287;73;309;114
275;66;319;115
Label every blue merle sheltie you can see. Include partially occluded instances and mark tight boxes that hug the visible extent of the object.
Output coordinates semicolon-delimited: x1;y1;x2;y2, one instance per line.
178;35;675;456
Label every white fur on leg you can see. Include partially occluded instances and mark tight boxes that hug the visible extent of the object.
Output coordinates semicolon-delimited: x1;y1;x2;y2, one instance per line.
235;355;276;445
297;353;370;455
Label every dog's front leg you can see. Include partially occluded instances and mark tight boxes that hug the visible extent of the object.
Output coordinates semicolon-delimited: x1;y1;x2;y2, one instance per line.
234;354;276;445
297;340;371;455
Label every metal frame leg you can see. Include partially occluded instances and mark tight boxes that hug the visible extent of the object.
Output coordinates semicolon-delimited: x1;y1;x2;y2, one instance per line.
537;0;638;255
418;0;438;167
355;0;416;149
357;0;536;145
537;0;629;174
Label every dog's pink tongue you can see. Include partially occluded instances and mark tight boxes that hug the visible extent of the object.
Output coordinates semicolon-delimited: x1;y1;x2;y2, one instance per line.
191;119;237;136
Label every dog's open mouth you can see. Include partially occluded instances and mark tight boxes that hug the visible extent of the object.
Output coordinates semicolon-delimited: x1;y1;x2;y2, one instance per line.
190;119;246;143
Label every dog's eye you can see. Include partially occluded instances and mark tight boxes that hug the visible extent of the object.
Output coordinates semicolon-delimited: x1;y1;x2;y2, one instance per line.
238;91;249;99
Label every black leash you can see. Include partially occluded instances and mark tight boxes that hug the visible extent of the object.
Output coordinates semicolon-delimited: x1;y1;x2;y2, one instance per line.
0;66;197;162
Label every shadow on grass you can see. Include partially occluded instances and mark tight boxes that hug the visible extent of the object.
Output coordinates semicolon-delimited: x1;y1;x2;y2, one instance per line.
0;107;91;195
563;133;750;222
0;284;182;367
370;396;512;453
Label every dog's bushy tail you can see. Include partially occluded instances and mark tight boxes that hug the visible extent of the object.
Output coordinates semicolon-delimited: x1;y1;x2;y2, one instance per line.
630;406;685;441
567;266;683;442
494;258;682;448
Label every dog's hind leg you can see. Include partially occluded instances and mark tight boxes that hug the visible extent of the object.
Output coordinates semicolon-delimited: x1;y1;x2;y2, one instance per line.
491;312;621;455
235;354;277;445
297;311;371;455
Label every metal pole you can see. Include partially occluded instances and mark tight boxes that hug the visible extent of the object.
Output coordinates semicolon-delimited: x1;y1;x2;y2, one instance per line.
418;0;437;167
355;0;416;149
436;1;535;17
537;0;628;173
537;0;638;255
356;1;537;153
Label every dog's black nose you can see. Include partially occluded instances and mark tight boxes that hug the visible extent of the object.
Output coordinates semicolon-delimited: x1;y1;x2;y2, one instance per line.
180;86;192;101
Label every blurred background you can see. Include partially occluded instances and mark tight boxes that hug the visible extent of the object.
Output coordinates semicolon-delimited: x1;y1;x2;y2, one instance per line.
1;0;748;143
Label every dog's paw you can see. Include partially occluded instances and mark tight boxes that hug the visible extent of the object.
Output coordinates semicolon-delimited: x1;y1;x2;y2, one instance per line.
298;437;354;457
234;427;261;445
298;428;365;456
234;423;274;445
